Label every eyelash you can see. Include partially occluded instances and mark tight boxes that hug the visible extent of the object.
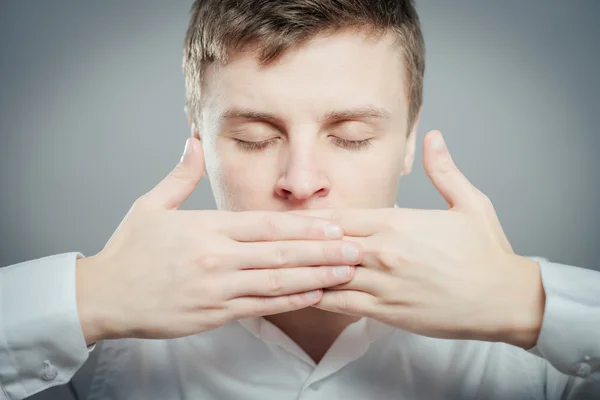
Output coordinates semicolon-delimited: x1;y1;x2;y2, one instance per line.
234;137;373;151
234;138;277;151
330;136;373;150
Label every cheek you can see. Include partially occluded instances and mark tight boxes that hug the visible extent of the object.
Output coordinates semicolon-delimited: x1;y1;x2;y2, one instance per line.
206;140;278;210
324;142;405;206
330;144;404;185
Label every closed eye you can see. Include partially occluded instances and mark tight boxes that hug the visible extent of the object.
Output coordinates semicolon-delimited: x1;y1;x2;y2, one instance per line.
330;136;373;150
234;138;279;151
234;136;373;151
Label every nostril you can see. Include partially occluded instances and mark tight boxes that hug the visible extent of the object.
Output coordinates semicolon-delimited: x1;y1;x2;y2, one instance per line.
275;172;331;201
277;188;293;198
314;187;329;197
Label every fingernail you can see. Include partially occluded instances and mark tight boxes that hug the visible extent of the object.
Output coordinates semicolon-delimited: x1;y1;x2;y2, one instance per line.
180;138;192;162
334;266;351;277
343;244;360;263
305;290;321;300
432;133;445;150
325;224;343;239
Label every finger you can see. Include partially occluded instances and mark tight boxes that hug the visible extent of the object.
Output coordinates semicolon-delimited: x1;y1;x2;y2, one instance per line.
422;130;479;210
222;211;344;242
228;289;324;318
327;266;390;295
287;208;393;237
339;236;388;270
141;138;205;211
313;289;377;316
228;265;355;298
233;240;363;269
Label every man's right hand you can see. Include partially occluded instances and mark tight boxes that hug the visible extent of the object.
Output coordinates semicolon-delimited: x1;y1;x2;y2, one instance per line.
75;138;362;346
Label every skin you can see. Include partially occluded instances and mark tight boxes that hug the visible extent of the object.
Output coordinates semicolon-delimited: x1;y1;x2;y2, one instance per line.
77;27;543;365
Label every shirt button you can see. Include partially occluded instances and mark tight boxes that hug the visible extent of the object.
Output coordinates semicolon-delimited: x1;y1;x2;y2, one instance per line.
574;362;592;378
40;360;58;381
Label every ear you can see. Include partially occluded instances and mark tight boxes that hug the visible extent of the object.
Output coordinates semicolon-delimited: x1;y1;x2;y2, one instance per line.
400;108;421;176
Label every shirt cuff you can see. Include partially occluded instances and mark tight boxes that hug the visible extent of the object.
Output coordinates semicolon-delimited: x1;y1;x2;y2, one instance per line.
526;257;600;381
0;252;91;400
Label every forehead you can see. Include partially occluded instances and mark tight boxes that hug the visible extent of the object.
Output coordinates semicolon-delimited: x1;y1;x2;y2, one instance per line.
201;29;408;121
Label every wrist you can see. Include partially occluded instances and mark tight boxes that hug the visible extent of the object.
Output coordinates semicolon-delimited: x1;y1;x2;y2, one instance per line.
75;254;116;345
500;256;546;349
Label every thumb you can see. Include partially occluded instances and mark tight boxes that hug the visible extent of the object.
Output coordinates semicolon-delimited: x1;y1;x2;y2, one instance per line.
422;130;477;209
143;137;205;210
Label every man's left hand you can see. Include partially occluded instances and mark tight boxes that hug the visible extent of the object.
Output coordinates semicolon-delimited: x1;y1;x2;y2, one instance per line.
294;130;545;349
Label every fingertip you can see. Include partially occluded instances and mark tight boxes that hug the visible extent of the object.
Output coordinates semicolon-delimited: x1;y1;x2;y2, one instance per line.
428;130;446;151
180;138;193;163
342;241;363;264
427;129;442;138
191;137;204;157
303;289;322;303
333;265;354;279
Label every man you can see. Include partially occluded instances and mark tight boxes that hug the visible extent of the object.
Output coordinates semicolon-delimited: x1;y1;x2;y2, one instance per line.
1;0;599;399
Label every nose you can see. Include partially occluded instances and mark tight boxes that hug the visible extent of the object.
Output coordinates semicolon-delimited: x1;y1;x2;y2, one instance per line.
275;140;331;202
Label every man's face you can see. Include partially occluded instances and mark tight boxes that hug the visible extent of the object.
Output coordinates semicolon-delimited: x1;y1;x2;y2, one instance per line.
197;29;418;211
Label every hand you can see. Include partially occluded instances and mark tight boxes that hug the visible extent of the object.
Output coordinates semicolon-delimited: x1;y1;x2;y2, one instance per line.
294;130;545;349
76;138;363;345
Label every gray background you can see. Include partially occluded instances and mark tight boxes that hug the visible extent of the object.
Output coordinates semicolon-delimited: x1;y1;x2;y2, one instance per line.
1;1;598;271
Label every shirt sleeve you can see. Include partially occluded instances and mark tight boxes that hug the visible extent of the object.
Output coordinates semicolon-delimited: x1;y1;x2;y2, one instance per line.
525;257;600;383
0;253;92;400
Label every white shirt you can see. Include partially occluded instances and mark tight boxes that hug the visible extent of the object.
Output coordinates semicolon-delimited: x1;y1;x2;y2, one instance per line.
1;252;599;400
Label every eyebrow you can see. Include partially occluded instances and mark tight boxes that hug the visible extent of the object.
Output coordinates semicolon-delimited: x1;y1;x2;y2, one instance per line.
320;106;391;123
220;105;391;125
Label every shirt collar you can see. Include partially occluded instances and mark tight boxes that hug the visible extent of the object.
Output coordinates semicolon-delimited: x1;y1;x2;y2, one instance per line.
237;317;394;347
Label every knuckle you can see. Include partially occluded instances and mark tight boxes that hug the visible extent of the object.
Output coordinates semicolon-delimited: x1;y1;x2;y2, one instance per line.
287;294;306;309
255;296;279;315
474;190;494;212
273;245;291;267
436;155;457;175
267;271;285;294
199;253;222;272
329;209;343;226
170;166;198;189
170;163;189;180
133;195;152;211
480;192;494;208
306;219;324;238
262;214;281;238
